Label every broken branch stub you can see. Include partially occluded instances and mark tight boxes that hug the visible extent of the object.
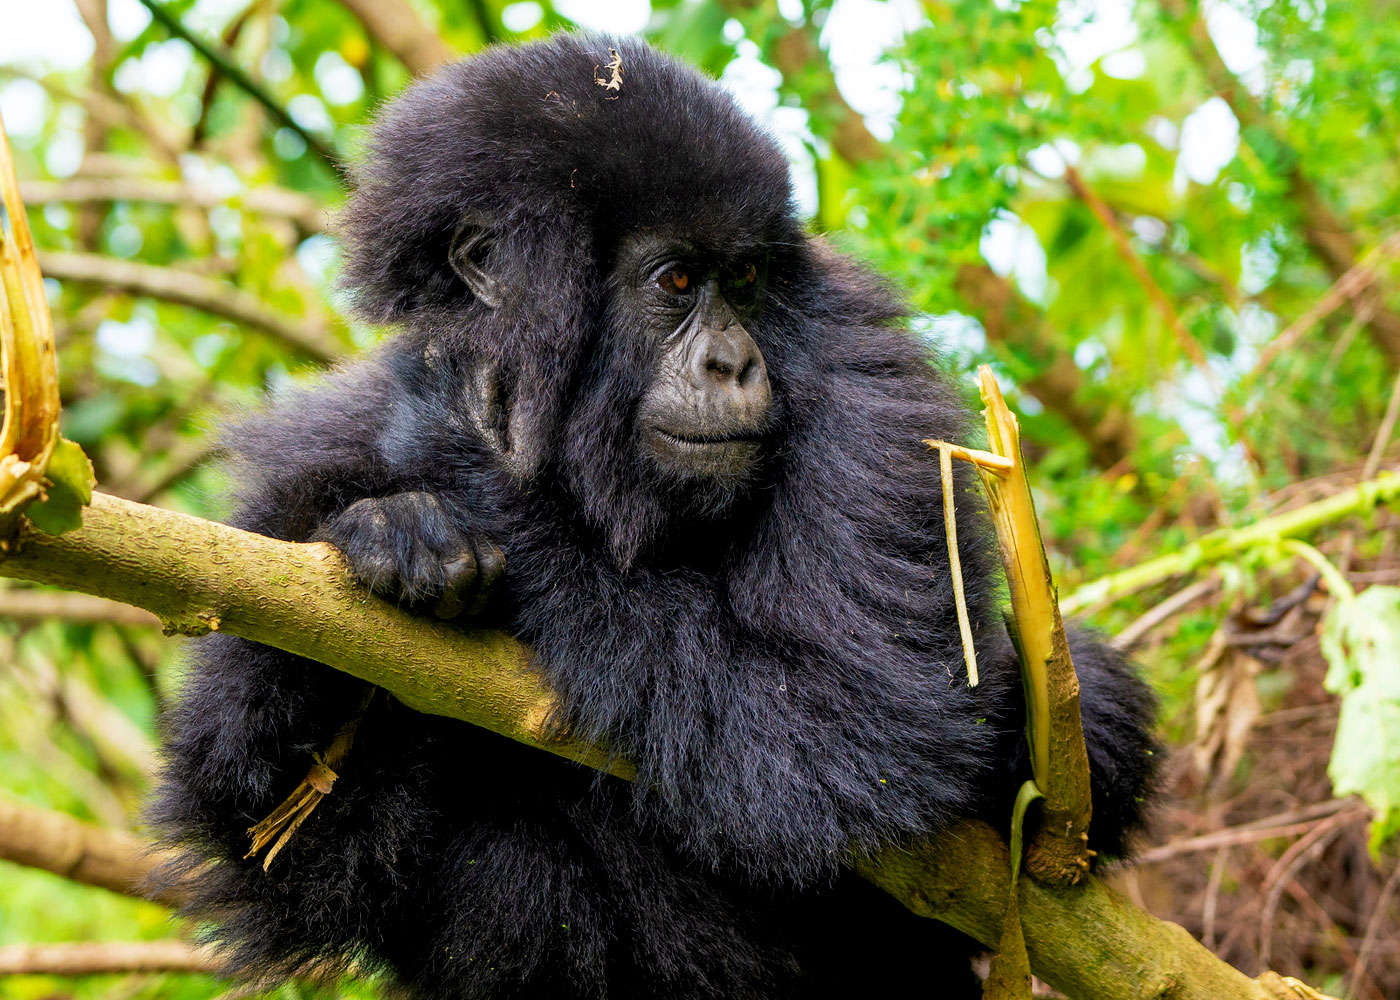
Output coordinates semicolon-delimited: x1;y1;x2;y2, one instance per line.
934;367;1095;885
0;113;62;529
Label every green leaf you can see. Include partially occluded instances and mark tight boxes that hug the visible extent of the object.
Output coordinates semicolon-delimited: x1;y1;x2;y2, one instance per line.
981;780;1043;1000
26;437;95;536
1319;585;1400;850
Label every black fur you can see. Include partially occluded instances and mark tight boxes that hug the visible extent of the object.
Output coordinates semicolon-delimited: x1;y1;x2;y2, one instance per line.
150;35;1158;998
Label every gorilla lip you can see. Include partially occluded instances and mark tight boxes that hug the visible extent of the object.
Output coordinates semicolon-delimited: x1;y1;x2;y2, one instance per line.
652;428;762;448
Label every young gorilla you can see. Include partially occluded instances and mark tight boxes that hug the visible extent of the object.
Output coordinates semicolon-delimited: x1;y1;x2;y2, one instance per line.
152;34;1158;999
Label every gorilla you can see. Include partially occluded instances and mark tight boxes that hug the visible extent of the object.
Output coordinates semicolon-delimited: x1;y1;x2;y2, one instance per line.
151;34;1157;999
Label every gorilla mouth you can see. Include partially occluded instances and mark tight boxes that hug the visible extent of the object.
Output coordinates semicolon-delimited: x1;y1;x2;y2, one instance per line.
652;428;762;448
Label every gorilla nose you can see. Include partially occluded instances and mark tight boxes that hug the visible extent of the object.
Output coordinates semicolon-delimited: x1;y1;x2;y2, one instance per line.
694;326;770;408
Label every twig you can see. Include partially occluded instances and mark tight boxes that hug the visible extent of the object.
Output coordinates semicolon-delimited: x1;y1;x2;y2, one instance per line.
1257;809;1367;970
191;0;259;147
1337;366;1400;577
0;72;183;164
1350;857;1400;1000
1281;880;1369;994
925;440;985;685
1364;367;1400;482
1202;845;1229;950
245;688;374;868
37;251;341;362
15;647;158;782
1111;576;1221;651
1064;166;1216;387
0;940;218;976
1253;233;1400;374
1137;803;1368;864
135;0;340;169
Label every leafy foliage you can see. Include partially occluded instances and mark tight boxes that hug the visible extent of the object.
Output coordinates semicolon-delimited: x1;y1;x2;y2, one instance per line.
1321;585;1400;850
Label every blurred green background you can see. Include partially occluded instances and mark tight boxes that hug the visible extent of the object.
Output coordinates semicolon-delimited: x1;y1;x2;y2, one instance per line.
1;0;1398;996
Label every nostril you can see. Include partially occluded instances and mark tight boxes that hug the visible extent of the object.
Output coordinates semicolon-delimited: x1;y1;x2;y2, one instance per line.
706;356;736;378
737;357;762;387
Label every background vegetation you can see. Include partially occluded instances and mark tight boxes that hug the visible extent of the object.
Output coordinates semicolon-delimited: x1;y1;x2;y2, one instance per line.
0;0;1398;996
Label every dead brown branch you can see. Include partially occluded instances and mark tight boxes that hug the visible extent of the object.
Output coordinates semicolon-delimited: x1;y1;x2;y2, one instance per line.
37;251;341;362
954;263;1140;472
1064;165;1214;380
336;0;454;75
0;587;159;626
1254;233;1400;374
0;795;182;907
20;178;328;234
1137;801;1368;864
0;940;217;976
1112;576;1221;652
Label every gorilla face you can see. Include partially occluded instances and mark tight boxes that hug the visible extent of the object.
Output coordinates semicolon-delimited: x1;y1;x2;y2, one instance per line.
617;234;773;485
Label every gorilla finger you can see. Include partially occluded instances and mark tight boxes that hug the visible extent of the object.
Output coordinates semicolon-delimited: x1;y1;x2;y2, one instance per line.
433;549;479;619
465;538;506;615
351;550;402;600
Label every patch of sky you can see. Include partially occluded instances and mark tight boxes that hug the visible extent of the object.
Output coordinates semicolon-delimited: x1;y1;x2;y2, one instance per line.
1177;97;1240;187
96;315;160;387
114;39;194;97
0;80;49;137
296;235;338;290
720;41;818;218
502;3;546;33
981;211;1050;305
554;0;651;33
315;52;365;107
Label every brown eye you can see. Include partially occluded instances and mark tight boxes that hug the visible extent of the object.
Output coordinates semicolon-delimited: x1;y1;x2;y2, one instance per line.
742;261;757;284
659;268;690;293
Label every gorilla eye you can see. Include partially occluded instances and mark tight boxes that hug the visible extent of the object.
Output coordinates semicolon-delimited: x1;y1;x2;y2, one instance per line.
658;268;691;294
741;261;757;284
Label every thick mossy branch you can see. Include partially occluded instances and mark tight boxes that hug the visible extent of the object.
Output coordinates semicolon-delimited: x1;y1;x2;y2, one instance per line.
0;491;1319;1000
0;492;624;779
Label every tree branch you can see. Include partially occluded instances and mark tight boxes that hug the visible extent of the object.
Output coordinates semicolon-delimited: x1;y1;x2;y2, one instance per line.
0;492;620;778
1061;469;1400;614
20;178;328;234
0;587;159;626
0;794;183;907
0;493;1315;1000
335;0;455;76
37;251;341;362
0;940;217;976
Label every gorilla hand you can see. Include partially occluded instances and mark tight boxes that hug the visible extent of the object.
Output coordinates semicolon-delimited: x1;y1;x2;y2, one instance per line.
319;492;504;619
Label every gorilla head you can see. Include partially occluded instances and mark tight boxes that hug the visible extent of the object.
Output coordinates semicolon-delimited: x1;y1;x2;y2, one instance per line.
341;36;807;558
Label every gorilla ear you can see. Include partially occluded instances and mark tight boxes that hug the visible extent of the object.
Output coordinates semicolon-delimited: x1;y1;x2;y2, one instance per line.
449;217;503;308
